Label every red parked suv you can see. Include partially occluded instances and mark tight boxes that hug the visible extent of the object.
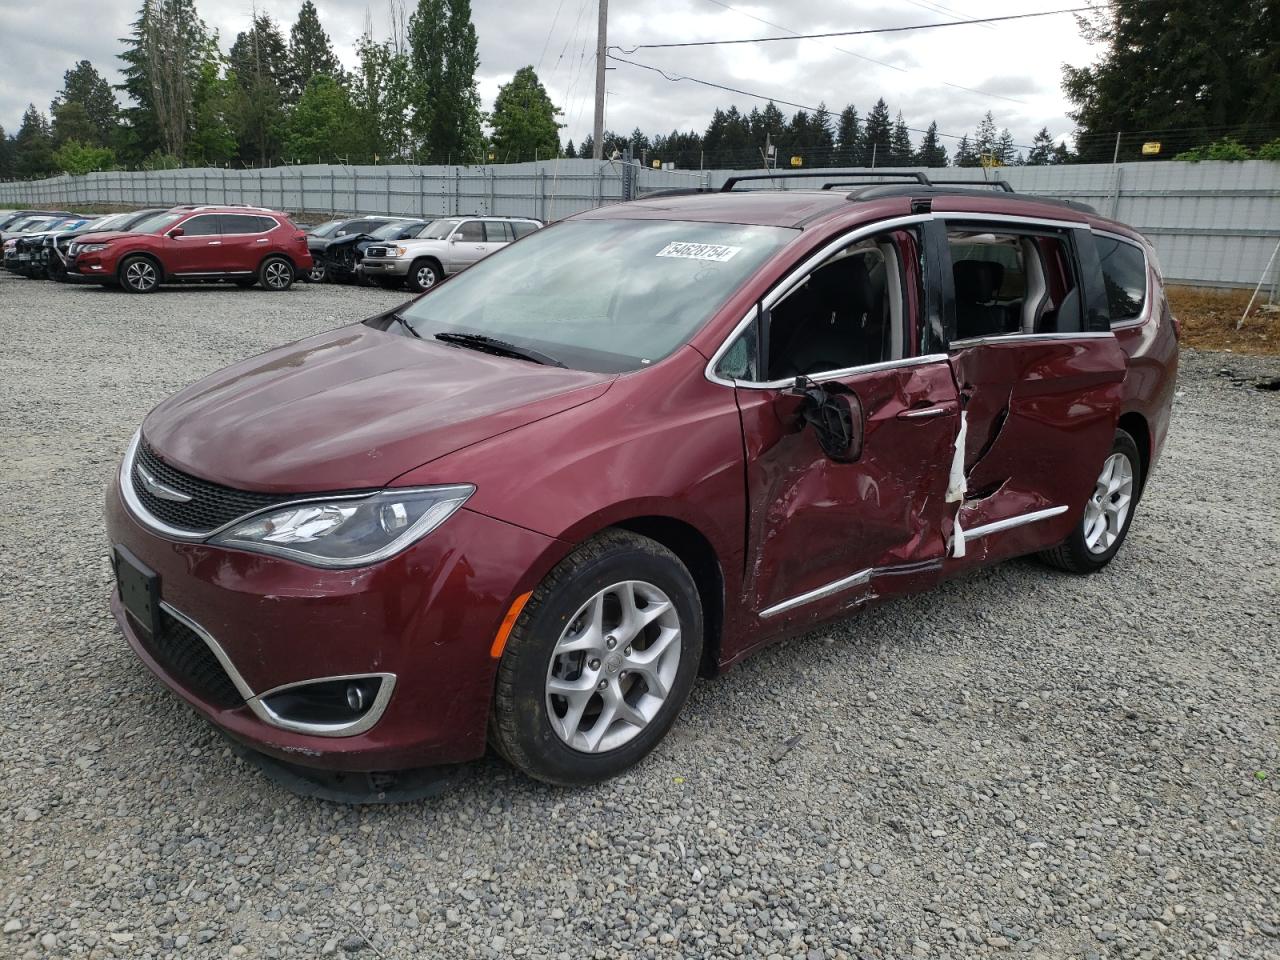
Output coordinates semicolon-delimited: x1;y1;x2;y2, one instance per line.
69;205;312;292
105;173;1178;788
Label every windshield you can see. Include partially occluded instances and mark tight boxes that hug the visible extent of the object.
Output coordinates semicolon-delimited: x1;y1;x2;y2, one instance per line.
85;214;125;231
309;219;344;237
420;219;460;240
371;221;418;239
397;218;796;372
131;212;184;234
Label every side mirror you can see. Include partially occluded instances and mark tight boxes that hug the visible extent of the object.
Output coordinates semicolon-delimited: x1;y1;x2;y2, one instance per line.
790;377;864;462
167;227;184;238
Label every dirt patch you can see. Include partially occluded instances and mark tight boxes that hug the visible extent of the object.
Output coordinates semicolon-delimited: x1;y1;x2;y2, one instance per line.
1169;285;1280;356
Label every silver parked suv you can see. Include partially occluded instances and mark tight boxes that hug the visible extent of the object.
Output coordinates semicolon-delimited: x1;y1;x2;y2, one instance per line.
357;216;542;291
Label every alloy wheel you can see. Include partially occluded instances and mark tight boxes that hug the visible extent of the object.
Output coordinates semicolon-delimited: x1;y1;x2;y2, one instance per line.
308;263;326;282
416;265;437;289
1082;452;1134;554
545;580;682;753
125;260;157;292
265;261;291;289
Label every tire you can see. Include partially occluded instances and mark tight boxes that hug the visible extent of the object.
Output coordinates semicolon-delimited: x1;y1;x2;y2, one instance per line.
490;530;703;786
406;259;441;293
118;255;160;294
259;256;294;291
1039;428;1142;573
306;262;327;283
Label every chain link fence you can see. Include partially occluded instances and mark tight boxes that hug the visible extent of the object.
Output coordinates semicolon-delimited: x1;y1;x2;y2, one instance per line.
3;159;1277;290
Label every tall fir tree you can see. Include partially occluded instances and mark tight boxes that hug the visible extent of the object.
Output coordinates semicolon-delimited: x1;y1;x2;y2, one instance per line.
287;0;342;99
14;105;55;176
229;13;290;165
835;105;860;166
407;0;483;161
889;111;913;165
0;126;13;179
916;122;947;167
954;134;979;167
51;61;118;147
973;111;998;163
489;66;562;162
862;98;892;167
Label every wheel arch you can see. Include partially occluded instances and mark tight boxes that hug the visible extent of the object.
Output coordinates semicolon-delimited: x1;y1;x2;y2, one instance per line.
1117;410;1150;496
118;249;164;281
257;251;297;272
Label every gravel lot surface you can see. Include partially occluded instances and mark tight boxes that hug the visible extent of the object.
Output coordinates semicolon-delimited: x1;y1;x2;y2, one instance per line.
1;271;1277;960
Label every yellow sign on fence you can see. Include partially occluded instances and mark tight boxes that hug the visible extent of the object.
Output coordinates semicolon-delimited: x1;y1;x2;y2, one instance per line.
790;156;804;167
1142;141;1161;155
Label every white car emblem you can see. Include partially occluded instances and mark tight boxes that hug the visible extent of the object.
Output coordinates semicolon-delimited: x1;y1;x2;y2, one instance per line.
137;463;193;503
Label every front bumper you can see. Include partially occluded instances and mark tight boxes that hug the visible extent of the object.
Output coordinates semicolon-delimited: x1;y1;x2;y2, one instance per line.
356;259;410;278
105;470;561;771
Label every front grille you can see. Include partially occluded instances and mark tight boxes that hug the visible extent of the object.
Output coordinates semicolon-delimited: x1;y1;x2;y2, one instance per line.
135;608;243;710
365;247;388;258
132;440;294;534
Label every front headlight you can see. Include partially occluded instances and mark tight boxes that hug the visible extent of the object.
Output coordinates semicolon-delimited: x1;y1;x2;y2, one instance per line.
392;246;409;257
208;485;474;568
78;243;110;253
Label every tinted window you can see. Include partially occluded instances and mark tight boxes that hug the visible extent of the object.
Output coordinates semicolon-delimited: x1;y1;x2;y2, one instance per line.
397;219;795;373
180;215;220;236
129;212;184;234
456;221;485;242
1096;236;1147;322
484;221;513;242
948;229;1081;339
422;219;460;239
220;214;273;233
336;219;385;237
511;221;538;238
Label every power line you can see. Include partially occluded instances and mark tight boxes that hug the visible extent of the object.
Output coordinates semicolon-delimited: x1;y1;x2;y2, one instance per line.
611;4;1138;52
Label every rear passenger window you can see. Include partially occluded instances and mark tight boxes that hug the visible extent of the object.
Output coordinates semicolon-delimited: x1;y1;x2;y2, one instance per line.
456;221;485;241
1095;236;1147;322
511;222;537;239
484;221;513;242
179;215;220;236
220;214;271;233
948;229;1082;339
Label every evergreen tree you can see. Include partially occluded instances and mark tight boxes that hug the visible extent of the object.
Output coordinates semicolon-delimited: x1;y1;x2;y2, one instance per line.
14;105;55;177
489;66;562;162
1026;127;1056;165
229;13;290;165
284;75;358;161
889;111;913;165
835;105;860;165
916;121;947;167
811;102;834;158
564;138;575;159
52;61;118;146
287;0;342;98
408;0;483;161
576;134;593;158
973;111;998;163
995;128;1016;165
1064;0;1280;161
862;98;892;166
954;134;979;167
0;127;13;179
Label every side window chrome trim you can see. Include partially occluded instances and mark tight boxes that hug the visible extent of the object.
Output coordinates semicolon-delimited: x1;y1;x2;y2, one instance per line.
949;331;1116;349
1091;228;1153;329
941;211;1088;231
704;213;934;388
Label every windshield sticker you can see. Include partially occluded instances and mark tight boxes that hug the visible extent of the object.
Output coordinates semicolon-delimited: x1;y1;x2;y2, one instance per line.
656;241;742;263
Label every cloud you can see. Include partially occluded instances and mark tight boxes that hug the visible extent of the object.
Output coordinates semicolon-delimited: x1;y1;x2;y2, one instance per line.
0;0;1100;153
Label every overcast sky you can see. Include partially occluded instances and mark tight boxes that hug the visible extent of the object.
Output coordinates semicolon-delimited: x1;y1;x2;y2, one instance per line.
0;0;1100;152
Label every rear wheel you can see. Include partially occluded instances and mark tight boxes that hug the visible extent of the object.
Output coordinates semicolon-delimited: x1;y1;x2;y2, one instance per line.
406;259;440;293
307;262;327;283
118;255;160;294
490;531;703;786
259;256;294;291
1039;429;1142;573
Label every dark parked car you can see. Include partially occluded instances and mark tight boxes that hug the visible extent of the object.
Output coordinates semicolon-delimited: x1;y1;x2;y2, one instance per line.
106;173;1177;788
307;216;421;283
68;205;313;292
8;217;98;276
4;215;90;272
0;210;74;235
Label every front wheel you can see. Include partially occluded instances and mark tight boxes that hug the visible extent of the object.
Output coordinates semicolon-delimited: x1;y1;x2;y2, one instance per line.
406;259;440;293
118;255;160;294
1039;429;1142;573
490;531;703;786
259;256;294;291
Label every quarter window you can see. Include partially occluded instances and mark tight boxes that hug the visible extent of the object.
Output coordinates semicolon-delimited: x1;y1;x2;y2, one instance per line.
511;221;538;238
948;229;1081;339
483;221;513;242
1095;235;1147;322
220;214;272;234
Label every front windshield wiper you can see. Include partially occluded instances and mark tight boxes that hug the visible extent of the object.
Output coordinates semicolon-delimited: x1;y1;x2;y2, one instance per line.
389;312;421;338
434;332;565;368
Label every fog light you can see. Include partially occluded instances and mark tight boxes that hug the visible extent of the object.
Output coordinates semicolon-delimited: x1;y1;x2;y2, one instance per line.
346;681;367;712
259;675;388;733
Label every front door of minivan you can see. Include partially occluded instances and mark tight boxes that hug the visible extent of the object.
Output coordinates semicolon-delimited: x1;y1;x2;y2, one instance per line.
937;219;1127;560
720;226;961;631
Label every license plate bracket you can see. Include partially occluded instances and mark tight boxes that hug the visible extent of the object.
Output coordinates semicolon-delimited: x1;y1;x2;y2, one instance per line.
113;545;161;639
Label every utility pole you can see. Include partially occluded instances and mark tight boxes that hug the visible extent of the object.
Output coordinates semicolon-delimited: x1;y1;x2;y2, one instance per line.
592;0;608;160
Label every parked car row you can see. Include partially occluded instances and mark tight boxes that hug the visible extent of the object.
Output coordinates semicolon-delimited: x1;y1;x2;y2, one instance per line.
2;205;313;292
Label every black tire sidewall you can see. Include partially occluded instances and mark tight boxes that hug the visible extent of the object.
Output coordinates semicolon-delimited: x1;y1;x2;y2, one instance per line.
495;540;703;785
118;255;158;293
259;257;294;291
408;260;439;293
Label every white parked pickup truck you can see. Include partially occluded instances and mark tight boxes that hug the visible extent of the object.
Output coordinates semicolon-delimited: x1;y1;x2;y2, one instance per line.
357;216;543;291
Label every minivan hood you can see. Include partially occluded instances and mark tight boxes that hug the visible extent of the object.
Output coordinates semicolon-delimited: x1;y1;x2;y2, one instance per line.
142;323;614;492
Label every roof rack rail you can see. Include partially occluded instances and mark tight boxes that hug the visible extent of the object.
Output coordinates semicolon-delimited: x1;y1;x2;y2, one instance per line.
927;178;1014;192
844;183;1098;215
721;170;929;191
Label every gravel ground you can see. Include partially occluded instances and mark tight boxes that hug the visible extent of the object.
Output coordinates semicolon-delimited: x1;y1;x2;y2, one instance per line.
1;270;1277;960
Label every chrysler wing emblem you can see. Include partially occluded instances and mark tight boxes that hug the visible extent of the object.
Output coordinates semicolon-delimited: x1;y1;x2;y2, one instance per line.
136;463;193;503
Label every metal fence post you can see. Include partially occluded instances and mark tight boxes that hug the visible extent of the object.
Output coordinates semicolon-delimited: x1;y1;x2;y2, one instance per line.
330;169;335;214
489;168;495;215
386;169;392;214
454;168;460;215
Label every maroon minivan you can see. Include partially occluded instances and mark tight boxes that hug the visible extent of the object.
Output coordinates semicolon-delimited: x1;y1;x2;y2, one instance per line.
106;174;1178;786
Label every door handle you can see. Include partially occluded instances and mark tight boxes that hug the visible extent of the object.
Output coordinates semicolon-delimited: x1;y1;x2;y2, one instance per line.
897;404;954;421
255;238;269;243
207;241;221;245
